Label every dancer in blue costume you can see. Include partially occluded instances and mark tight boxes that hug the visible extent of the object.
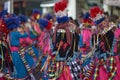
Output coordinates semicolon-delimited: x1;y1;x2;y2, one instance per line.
5;17;29;79
18;14;36;68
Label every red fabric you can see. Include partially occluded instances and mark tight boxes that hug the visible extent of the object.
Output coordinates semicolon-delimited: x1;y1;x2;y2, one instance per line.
98;66;108;80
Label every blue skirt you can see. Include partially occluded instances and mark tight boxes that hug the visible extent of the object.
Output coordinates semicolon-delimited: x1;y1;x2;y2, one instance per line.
11;52;28;78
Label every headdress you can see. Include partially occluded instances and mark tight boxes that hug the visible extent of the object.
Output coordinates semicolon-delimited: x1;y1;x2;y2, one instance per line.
90;6;105;25
5;17;20;30
83;12;93;27
54;0;69;23
31;9;42;20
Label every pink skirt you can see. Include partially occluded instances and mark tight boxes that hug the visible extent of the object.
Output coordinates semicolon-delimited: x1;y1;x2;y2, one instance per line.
98;65;108;80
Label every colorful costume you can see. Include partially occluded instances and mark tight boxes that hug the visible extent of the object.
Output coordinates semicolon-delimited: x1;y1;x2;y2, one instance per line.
37;18;52;80
18;14;37;68
79;12;92;55
50;0;82;80
5;17;35;79
89;6;117;80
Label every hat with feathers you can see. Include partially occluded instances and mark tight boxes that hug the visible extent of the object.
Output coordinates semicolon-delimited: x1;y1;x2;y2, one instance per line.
54;0;69;23
83;12;93;26
90;6;105;25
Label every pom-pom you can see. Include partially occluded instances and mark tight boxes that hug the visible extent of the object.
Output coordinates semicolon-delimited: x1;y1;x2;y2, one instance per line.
45;13;53;21
5;17;20;30
56;16;69;23
0;10;8;18
18;14;28;24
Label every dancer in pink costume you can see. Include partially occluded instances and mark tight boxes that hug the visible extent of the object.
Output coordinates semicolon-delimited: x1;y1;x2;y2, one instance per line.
37;18;53;56
89;7;111;80
81;28;92;54
79;12;92;55
38;29;51;56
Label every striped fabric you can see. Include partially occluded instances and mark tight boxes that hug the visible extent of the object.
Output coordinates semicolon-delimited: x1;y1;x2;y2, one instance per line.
69;60;82;80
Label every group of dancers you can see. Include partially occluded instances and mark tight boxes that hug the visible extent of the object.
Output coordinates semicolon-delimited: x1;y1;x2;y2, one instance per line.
0;0;120;80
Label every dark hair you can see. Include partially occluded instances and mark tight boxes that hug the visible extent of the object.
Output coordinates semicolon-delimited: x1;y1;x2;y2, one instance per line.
104;12;109;16
69;17;73;21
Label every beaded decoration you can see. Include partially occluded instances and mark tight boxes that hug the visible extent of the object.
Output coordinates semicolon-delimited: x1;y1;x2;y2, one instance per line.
19;47;35;80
